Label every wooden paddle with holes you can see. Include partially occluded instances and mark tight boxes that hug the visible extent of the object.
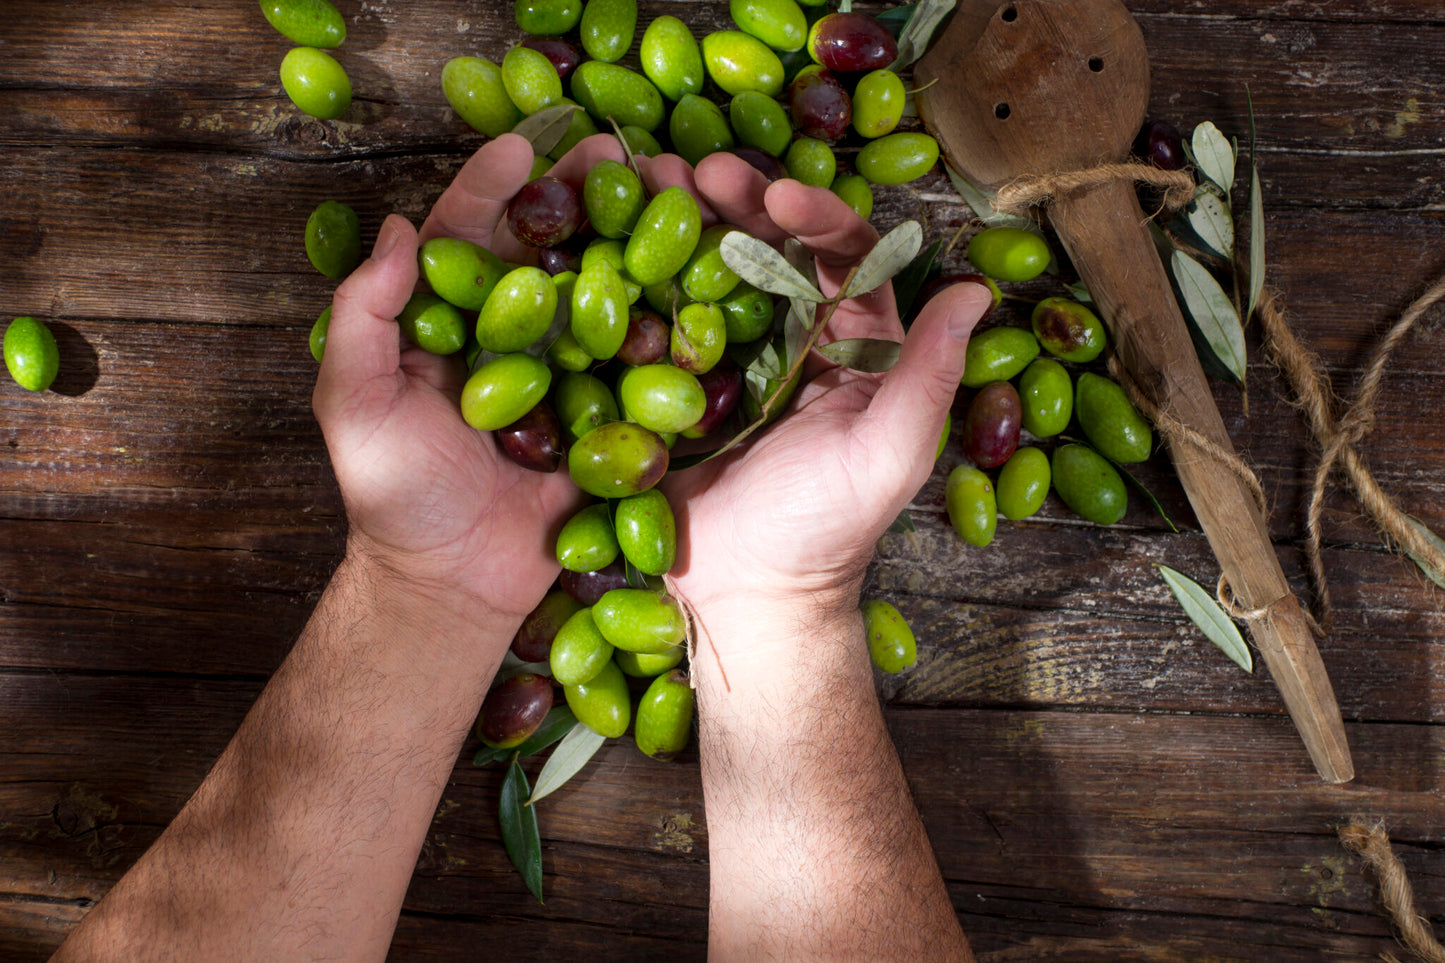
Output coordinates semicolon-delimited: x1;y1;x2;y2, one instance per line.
916;0;1354;782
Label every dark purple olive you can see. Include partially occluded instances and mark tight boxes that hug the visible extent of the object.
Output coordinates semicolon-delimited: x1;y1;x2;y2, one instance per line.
789;66;851;142
1135;119;1185;171
506;176;582;248
961;381;1022;469
807;13;897;74
560;562;630;605
496;401;564;473
477;673;554;749
681;360;743;439
618;308;671;366
521;36;581;79
538;246;582;276
512;590;583;663
731;147;788;182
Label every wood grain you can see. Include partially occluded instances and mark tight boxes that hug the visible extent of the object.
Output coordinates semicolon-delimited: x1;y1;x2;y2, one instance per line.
2;0;1444;958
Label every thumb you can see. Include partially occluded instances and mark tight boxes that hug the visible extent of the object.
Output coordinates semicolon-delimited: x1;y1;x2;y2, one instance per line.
317;214;419;391
853;282;995;493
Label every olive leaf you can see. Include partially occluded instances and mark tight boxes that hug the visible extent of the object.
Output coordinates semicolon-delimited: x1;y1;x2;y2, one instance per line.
892;0;956;69
499;757;545;902
1155;564;1253;673
893;238;943;323
1111;458;1179;533
721;231;825;303
731;332;783;381
1064;279;1094;304
1171;250;1247;383
888;510;917;534
473;706;577;767
876;1;916;37
944;165;1036;230
816;337;902;372
1402;515;1445;590
784;297;811;367
843;220;923;299
513;103;582;158
528;720;608;805
1245;89;1265;322
784;239;820;314
1186;191;1235;261
1191;121;1235;196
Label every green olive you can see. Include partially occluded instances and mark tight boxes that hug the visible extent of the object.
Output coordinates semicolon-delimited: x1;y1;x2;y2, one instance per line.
855;132;938;185
563;658;631;738
418;237;508;312
996;446;1051;520
280;47;351;120
583;159;646;240
730;0;807;52
620;124;664;157
570;260;630;360
304;200;361;280
547;329;594;371
477;266;557;353
579;0;637;64
670;302;727;374
966;226;1052;283
592;588;686;654
1075;372;1153;464
397;292;467;355
681;225;742;303
567;421;669;497
555;503;620;573
1018;358;1073;438
3;316;59;392
729;91;792;156
614;488;677;576
461;353;552;431
615;647;685;677
960;326;1040;388
861;599;917;673
553;371;620;443
1051;443;1127;525
260;0;345;47
501;45;563;116
634;669;695;759
851;68;905;138
550;607;616;686
784;136;836;188
669;93;735;166
830;174;873;220
945;465;997;547
580;239;642;303
624;186;702;286
616;364;707;434
441;56;519;137
640;16;704;101
717;281;775;342
514;0;582;35
702;30;785;97
309;305;330;363
1032;297;1107;363
571;60;665;132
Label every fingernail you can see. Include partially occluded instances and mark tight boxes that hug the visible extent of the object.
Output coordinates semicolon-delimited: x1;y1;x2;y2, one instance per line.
372;217;401;260
948;283;994;340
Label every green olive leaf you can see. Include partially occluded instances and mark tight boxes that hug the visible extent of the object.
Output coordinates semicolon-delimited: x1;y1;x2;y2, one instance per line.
1186;191;1234;261
816;337;902;373
893;238;943;324
1155;564;1252;673
473;705;577;766
892;0;956;69
1247;167;1266;324
732;333;783;381
783;239;820;318
784;297;811;367
875;2;916;38
944;165;1036;230
1064;279;1094;304
499;757;545;903
1170;250;1247;383
1402;515;1445;590
720;231;825;303
843;220;923;299
887;509;917;534
528;720;608;805
513;103;583;158
1191;121;1235;196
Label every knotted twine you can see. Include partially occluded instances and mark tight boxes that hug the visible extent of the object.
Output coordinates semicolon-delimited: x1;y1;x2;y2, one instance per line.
1338;819;1445;963
989;162;1445;629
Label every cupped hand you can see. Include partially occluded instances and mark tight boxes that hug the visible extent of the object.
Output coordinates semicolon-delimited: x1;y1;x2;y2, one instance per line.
312;133;624;623
661;153;996;618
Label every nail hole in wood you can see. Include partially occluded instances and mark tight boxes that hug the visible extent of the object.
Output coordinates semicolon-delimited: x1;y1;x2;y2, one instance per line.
994;102;1011;119
1000;5;1018;21
1088;56;1104;72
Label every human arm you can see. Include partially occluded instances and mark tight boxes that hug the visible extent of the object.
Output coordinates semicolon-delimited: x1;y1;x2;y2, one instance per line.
53;133;622;961
666;155;992;960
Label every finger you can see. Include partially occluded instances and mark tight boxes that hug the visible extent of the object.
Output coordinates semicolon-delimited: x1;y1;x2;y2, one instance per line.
319;214;420;390
636;154;718;225
543;132;627;188
764;178;879;268
418;133;534;247
694;152;787;244
851;282;995;495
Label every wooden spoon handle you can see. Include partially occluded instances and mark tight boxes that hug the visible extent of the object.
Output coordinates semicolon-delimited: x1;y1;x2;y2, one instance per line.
1049;178;1354;784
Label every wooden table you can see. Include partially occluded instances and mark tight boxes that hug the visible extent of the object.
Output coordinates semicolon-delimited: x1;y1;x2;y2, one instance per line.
2;1;1442;958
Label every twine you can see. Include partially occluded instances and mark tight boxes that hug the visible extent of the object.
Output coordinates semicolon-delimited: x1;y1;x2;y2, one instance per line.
1256;276;1445;629
1338;819;1445;963
992;161;1196;216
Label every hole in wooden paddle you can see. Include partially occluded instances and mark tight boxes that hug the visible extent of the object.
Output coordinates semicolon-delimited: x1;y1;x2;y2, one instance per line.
994;102;1011;120
1088;56;1104;72
1000;5;1018;21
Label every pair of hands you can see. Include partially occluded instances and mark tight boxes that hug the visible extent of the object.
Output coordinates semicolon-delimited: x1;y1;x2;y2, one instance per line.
312;132;993;667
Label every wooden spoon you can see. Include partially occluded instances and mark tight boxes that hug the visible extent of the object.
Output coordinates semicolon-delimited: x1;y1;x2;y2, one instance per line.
916;0;1354;783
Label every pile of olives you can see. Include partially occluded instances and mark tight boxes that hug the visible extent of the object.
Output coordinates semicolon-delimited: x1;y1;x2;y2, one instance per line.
260;0;352;120
938;226;1154;548
443;0;940;209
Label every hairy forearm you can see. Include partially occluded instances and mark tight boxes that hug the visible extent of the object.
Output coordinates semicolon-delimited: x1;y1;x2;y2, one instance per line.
57;550;516;962
693;597;973;961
